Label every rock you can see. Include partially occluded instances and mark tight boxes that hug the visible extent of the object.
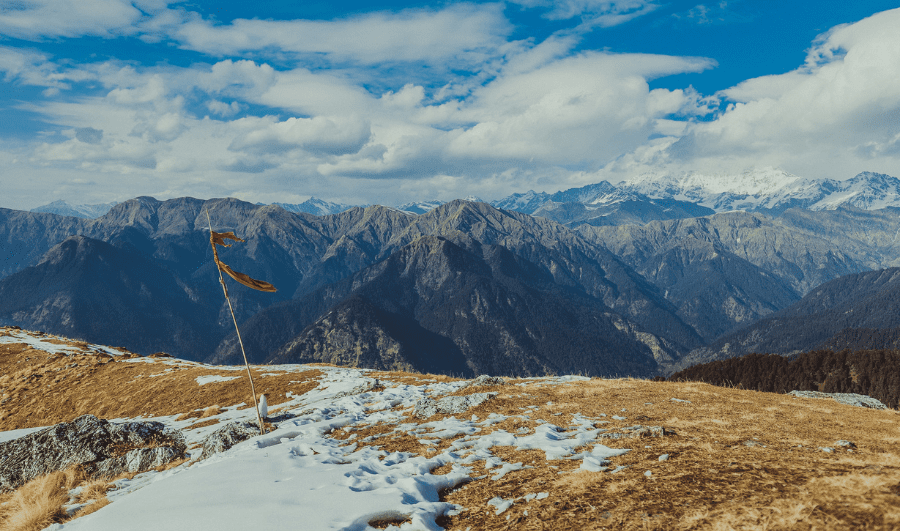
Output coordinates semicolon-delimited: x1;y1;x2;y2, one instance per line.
597;425;675;440
0;414;186;493
332;379;380;400
465;375;507;387
413;393;497;418
200;422;260;458
835;440;856;449
788;390;887;410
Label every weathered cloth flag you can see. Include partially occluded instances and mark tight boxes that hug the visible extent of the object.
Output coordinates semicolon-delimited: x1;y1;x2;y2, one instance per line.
209;231;277;292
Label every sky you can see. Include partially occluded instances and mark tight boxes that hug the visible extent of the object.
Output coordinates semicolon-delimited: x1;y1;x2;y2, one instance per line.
1;1;899;210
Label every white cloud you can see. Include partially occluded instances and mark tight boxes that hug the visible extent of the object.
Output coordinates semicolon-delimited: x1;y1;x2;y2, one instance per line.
230;115;372;156
171;4;511;66
445;52;713;163
0;46;94;89
0;0;170;40
596;8;900;182
206;100;242;117
507;0;657;25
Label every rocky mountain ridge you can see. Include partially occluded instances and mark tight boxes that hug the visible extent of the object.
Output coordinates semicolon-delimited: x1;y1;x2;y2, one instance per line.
5;188;900;377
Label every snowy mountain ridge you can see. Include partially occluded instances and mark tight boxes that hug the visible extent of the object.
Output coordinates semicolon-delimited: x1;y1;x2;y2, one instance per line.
619;169;900;213
272;197;353;216
30;200;119;219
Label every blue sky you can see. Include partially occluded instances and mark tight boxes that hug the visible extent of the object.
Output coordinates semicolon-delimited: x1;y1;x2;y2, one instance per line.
1;1;899;209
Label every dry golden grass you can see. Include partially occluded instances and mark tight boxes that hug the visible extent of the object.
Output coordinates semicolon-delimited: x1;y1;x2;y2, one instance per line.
0;330;323;431
0;468;114;531
421;378;900;530
0;470;73;531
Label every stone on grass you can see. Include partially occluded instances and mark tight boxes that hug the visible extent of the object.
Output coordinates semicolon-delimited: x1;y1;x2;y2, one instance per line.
597;425;675;440
0;414;186;493
413;393;497;418
788;391;887;410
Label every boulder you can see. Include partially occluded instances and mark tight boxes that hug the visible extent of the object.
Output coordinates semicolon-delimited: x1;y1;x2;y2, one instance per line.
0;415;186;493
200;421;260;459
788;390;887;410
413;393;497;418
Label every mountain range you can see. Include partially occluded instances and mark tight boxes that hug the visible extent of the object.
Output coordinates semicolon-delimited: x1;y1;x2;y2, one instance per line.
4;169;900;378
31;170;900;226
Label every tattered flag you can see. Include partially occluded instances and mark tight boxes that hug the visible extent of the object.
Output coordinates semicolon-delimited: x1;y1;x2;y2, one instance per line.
209;230;277;292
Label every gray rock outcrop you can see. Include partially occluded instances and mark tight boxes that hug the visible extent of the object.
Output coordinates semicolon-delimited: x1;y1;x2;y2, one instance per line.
788;390;887;410
597;425;676;440
200;421;260;458
413;393;497;418
0;414;186;493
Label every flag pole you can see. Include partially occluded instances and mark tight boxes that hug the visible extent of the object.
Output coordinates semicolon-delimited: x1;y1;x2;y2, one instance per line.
206;209;266;435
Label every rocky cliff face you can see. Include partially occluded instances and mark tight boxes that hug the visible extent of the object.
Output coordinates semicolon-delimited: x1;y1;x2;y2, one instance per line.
263;236;665;378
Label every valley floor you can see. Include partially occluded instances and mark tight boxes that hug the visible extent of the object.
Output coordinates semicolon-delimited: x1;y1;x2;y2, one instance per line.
1;327;898;530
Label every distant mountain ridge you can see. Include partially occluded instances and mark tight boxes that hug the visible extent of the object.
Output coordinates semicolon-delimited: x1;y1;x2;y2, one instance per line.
486;169;900;227
0;198;696;373
5;169;900;378
31;200;119;219
620;169;900;214
271;198;353;216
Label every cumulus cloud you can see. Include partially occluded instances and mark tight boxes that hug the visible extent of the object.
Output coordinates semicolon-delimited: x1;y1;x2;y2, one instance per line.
206;100;242;117
444;52;714;163
7;0;899;209
598;8;900;181
699;10;898;161
230;115;372;156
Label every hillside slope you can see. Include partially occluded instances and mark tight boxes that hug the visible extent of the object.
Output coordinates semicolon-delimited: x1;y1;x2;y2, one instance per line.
671;268;900;372
262;236;665;377
1;327;898;531
0;236;216;358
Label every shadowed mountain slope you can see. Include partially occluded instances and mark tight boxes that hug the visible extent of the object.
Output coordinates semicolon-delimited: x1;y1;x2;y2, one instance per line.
669;267;900;373
219;236;666;378
0;236;216;358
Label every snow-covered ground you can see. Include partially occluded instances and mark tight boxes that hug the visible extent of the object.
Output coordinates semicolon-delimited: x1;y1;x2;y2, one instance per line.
4;362;641;531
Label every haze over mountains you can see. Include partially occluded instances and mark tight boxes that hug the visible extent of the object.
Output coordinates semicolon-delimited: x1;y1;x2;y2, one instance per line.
5;169;900;377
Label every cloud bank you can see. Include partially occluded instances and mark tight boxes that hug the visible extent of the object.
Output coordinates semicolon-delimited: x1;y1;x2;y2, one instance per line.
0;2;898;208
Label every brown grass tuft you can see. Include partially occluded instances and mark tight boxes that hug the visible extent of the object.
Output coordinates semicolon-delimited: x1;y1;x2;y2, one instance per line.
0;469;82;531
200;405;222;418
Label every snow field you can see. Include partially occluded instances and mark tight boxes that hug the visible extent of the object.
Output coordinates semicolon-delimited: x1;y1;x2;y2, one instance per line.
41;366;643;531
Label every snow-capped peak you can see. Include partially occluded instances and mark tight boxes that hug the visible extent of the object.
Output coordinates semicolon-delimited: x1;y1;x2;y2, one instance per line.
31;200;119;219
397;200;446;215
273;198;352;216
